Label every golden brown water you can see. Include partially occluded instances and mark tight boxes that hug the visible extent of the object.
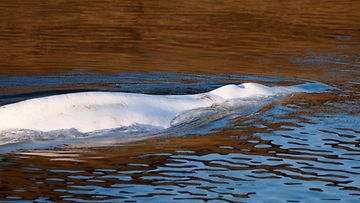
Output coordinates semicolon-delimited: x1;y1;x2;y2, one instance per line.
0;0;359;80
0;0;359;202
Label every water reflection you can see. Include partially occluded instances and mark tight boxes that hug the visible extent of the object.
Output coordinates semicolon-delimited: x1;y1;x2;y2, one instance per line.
0;0;360;202
0;0;358;81
0;86;359;202
1;72;359;202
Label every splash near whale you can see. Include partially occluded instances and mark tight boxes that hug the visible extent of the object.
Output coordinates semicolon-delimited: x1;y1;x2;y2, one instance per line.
0;82;332;146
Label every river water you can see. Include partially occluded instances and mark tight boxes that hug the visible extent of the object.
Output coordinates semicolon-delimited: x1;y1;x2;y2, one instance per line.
0;0;359;202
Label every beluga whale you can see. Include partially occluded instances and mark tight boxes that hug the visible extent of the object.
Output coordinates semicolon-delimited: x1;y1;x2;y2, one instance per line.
0;82;331;135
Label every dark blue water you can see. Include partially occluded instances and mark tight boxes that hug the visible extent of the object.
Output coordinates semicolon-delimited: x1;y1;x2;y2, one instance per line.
0;71;359;203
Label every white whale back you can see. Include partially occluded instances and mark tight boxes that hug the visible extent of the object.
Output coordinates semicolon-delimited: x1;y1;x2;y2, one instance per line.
0;92;212;132
0;82;329;133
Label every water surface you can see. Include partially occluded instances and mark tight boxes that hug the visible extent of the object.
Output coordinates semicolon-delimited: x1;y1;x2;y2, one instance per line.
0;0;359;202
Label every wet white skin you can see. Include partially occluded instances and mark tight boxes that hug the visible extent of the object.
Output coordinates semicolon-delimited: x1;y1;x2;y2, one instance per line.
0;82;326;133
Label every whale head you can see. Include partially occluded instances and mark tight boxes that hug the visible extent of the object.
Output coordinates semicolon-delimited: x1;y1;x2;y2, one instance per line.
209;83;280;100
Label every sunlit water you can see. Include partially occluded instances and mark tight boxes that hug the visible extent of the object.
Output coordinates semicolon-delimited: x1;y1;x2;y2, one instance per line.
0;0;359;202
